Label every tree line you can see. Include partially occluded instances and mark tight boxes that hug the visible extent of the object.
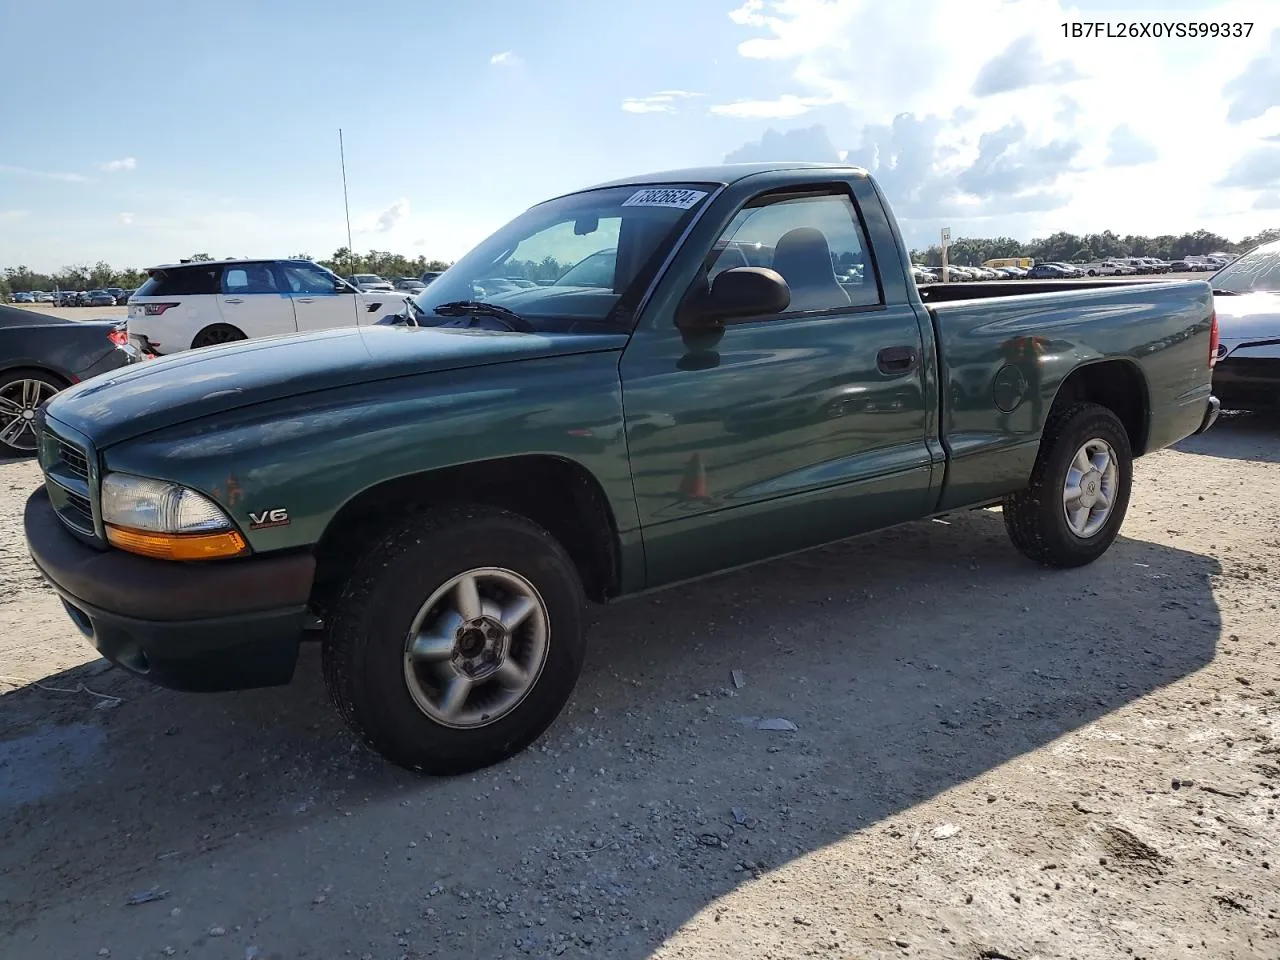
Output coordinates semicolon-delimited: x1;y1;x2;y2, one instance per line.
1;249;454;297
5;223;1278;296
910;226;1279;269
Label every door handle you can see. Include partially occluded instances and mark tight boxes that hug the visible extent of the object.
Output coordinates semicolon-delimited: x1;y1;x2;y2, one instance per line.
223;298;244;304
876;345;918;375
296;297;315;303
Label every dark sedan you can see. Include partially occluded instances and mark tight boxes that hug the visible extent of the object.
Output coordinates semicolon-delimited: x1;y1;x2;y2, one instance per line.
0;305;137;456
1210;239;1280;413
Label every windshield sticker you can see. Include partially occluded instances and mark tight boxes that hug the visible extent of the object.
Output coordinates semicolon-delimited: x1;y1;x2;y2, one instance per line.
621;188;708;210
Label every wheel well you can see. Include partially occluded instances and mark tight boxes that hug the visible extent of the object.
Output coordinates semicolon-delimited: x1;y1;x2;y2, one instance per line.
191;323;246;348
310;455;621;610
0;365;70;388
1051;360;1150;455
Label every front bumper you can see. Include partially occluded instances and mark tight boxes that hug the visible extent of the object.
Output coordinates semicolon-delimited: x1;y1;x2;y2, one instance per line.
24;486;316;692
1194;395;1221;435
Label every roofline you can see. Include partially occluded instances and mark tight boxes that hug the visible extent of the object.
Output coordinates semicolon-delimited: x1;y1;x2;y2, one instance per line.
145;257;322;271
538;162;872;207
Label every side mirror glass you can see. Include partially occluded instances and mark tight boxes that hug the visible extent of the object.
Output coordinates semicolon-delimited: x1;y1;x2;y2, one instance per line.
677;266;790;330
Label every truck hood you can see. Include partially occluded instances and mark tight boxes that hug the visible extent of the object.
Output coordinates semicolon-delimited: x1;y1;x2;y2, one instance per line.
44;324;628;448
1214;291;1280;344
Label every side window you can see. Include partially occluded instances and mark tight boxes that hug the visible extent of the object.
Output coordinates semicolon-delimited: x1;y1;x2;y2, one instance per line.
279;262;341;295
705;191;882;313
222;263;281;295
136;265;221;297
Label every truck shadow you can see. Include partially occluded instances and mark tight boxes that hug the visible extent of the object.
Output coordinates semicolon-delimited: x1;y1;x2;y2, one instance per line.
0;508;1222;956
1174;410;1280;463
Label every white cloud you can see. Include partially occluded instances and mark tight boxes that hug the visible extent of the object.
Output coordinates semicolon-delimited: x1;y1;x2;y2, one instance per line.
710;94;833;119
0;210;30;221
1105;125;1158;167
0;164;88;183
709;0;1280;245
489;51;520;66
118;212;135;225
622;90;704;114
375;197;410;233
96;157;137;173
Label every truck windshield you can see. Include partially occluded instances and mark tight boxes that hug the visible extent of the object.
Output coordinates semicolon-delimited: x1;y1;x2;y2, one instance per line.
1211;240;1280;295
413;183;715;330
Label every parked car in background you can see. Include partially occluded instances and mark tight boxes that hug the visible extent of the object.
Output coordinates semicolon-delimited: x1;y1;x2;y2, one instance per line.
85;290;117;307
127;258;408;355
394;277;427;295
33;291;54;303
1083;261;1133;276
1209;238;1280;412
348;273;396;292
1027;263;1076;279
12;292;34;304
24;161;1220;773
420;270;444;285
105;287;127;304
0;303;136;456
74;291;93;306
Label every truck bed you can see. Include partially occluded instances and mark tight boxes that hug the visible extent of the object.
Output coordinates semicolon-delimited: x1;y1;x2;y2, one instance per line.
921;277;1215;513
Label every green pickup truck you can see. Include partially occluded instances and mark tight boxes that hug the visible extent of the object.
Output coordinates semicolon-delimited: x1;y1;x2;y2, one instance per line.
24;162;1221;774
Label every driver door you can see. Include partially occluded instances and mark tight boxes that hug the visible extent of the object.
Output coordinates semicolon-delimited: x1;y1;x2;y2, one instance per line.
620;182;934;588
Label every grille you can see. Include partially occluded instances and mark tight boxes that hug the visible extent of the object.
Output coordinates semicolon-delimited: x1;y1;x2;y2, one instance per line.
40;425;100;540
60;489;95;533
56;438;90;482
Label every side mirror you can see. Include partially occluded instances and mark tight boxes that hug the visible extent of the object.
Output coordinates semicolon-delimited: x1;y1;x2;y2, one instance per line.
677;266;790;330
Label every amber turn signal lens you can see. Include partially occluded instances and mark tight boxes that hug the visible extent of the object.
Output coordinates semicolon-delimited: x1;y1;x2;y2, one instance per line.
105;525;248;561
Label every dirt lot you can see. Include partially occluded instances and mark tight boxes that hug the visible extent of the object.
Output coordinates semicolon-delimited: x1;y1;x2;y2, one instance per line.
1;412;1277;960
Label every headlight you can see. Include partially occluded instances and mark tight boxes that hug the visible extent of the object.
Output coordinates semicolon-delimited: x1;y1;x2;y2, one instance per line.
101;473;248;560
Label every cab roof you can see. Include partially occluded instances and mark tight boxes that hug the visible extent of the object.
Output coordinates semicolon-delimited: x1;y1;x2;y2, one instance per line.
566;162;870;198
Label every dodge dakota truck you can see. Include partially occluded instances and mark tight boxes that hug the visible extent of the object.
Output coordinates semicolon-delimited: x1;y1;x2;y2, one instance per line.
23;162;1221;774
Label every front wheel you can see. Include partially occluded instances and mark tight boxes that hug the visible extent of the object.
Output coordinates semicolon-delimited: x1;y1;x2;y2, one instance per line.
322;505;587;774
1002;402;1133;568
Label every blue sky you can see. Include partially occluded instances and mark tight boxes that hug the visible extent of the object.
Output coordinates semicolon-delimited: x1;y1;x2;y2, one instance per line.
1;0;1277;271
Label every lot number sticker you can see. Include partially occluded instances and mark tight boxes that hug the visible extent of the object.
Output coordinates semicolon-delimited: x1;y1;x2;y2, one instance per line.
621;188;708;210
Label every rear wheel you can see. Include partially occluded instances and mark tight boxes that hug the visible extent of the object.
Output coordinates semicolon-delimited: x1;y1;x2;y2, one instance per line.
191;324;247;348
322;505;587;774
1003;402;1133;568
0;369;65;457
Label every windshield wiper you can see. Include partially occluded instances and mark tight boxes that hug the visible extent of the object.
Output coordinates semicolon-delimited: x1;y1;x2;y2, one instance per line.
1211;288;1240;296
431;300;536;332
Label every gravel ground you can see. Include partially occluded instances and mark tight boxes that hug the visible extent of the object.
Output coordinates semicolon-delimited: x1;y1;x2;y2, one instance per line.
1;411;1277;960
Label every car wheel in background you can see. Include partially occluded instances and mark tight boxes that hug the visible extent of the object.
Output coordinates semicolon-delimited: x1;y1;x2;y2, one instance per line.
0;369;65;457
190;324;247;349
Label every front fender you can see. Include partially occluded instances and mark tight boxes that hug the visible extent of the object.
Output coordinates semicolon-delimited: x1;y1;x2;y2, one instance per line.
100;351;635;553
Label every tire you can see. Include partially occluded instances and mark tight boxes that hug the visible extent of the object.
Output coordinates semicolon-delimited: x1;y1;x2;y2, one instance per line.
322;505;587;774
191;324;247;349
1002;401;1133;568
0;368;66;457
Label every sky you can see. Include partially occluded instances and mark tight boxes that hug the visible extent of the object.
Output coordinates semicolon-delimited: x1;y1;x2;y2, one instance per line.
0;0;1277;271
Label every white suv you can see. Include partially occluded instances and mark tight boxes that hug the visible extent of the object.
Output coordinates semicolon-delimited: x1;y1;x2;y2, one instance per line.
127;258;409;355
